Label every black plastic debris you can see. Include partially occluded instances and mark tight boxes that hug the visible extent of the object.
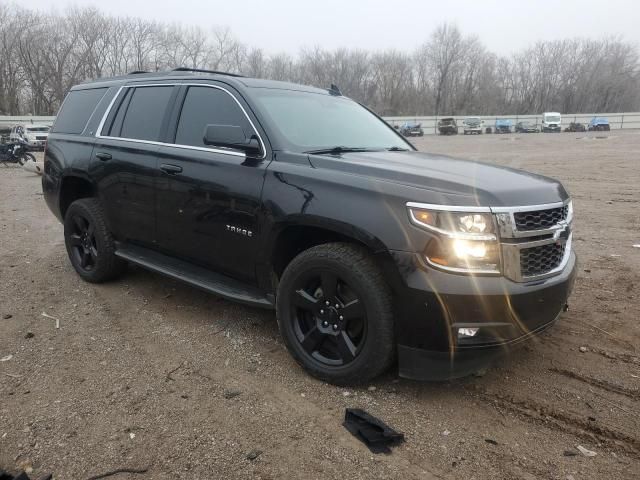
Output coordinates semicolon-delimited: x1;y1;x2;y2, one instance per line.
343;408;404;454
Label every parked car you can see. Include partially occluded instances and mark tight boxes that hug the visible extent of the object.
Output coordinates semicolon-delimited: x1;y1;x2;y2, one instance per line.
588;117;610;131
564;122;586;133
399;121;424;137
462;117;483;135
494;119;513;134
437;117;458;135
43;68;576;384
515;121;538;133
541;112;562;133
10;123;50;150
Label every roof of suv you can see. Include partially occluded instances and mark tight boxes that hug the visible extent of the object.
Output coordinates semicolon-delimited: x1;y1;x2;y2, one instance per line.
77;70;330;95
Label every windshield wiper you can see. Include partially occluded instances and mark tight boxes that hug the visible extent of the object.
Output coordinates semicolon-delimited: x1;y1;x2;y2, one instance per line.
385;146;410;151
304;146;377;155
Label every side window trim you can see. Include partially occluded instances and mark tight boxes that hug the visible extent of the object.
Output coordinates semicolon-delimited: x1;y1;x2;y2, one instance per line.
108;88;134;137
95;82;266;160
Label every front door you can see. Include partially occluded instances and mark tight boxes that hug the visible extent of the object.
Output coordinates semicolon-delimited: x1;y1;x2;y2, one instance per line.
155;84;269;284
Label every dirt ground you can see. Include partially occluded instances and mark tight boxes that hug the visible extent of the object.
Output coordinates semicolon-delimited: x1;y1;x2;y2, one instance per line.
1;130;638;480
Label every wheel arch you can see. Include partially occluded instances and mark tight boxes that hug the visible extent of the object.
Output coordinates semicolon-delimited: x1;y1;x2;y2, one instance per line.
264;216;405;296
59;174;97;219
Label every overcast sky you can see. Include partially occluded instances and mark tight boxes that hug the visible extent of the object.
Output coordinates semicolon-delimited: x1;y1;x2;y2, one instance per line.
19;0;640;55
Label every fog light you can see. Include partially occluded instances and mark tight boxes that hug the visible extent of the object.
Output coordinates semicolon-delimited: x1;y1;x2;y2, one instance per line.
458;328;480;338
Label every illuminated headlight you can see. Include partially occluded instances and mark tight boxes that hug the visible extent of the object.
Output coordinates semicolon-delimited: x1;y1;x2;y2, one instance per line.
408;206;501;274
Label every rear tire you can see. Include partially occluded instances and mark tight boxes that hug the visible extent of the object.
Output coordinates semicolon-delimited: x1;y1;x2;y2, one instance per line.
64;198;126;283
276;243;395;385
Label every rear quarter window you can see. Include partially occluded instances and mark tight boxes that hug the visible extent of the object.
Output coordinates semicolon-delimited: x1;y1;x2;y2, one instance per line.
52;88;108;134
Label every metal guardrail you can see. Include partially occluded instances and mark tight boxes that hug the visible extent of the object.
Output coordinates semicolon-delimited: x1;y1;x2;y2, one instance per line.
384;112;640;134
0;116;56;128
1;113;639;135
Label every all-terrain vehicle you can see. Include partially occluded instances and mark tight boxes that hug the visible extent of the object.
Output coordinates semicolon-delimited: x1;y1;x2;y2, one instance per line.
43;68;576;384
0;137;35;166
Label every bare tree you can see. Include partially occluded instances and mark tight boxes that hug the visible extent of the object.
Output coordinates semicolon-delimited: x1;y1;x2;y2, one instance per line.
0;6;638;117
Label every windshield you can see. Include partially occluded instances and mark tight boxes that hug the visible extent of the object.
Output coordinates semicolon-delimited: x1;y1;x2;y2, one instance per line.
251;89;410;152
26;127;50;133
545;116;560;123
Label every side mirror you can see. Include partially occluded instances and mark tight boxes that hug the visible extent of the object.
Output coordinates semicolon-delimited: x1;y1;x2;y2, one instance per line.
203;124;262;156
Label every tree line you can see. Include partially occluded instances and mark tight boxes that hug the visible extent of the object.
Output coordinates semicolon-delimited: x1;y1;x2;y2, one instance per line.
1;4;638;116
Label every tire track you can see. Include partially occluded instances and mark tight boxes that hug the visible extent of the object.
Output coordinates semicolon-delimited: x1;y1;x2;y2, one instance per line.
589;346;640;366
470;389;640;457
550;367;640;400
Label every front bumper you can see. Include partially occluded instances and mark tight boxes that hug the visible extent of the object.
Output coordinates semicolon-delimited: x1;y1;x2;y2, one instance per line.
390;250;577;381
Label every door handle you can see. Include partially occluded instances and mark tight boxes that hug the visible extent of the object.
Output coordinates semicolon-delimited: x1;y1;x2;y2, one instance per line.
95;152;112;161
160;163;183;175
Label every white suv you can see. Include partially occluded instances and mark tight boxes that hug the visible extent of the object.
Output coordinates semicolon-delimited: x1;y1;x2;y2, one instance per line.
10;124;50;150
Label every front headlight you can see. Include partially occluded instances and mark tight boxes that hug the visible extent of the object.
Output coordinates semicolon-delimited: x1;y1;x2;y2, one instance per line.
408;206;501;274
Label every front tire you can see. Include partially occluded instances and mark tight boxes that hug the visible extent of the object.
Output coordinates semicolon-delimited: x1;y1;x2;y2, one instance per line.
64;198;126;283
276;243;395;385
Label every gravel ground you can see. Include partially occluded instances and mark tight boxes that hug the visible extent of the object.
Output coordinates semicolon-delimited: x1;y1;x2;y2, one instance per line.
1;131;638;479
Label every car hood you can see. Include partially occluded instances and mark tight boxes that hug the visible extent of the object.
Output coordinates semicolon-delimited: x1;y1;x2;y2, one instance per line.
307;150;568;207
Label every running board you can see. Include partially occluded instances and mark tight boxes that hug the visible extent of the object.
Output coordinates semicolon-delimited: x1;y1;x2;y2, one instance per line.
115;244;274;309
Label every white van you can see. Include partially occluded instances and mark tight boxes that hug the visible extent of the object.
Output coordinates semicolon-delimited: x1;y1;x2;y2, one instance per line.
10;124;50;150
541;112;561;133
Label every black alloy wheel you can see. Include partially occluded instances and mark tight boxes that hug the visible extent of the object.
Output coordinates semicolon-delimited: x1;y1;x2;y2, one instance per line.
290;269;367;367
276;243;394;385
63;198;126;283
67;213;98;272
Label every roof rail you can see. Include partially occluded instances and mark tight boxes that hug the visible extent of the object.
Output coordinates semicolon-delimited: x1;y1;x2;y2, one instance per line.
128;70;149;75
171;67;244;78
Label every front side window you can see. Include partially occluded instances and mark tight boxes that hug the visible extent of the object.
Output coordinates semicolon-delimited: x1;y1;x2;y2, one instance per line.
251;89;410;152
175;86;253;148
119;86;174;142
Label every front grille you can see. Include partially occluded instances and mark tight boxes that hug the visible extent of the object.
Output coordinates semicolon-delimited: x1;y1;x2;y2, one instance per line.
36;136;47;140
520;243;565;277
514;205;568;231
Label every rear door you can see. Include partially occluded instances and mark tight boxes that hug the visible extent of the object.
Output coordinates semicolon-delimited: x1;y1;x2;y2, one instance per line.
155;83;270;284
92;84;177;247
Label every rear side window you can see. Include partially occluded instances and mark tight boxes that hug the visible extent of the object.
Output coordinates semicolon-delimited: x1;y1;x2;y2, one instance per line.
52;88;108;134
175;86;253;148
119;86;173;141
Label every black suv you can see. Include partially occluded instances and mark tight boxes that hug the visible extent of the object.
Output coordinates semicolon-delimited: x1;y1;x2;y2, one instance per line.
43;68;576;384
